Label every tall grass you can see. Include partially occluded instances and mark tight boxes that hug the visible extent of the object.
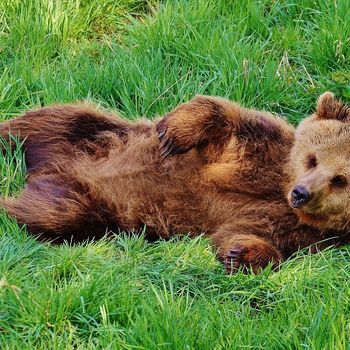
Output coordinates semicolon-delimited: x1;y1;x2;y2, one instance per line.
1;0;350;348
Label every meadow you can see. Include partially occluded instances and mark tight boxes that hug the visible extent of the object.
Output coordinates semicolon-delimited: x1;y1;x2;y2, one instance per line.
1;0;350;348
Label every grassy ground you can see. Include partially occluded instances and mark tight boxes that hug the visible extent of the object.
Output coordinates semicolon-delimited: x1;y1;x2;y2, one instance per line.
1;0;350;348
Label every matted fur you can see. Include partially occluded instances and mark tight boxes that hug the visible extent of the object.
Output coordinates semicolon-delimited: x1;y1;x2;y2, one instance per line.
1;93;350;273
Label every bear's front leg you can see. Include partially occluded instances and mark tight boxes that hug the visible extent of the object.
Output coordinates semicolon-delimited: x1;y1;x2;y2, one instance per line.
210;233;283;274
156;95;291;159
156;95;239;158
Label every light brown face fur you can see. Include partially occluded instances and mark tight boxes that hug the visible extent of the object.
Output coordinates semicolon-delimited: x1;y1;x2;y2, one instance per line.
287;92;350;230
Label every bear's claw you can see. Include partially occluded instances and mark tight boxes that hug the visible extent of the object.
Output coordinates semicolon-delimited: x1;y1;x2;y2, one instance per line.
157;124;190;158
224;248;243;272
158;128;167;138
159;137;190;158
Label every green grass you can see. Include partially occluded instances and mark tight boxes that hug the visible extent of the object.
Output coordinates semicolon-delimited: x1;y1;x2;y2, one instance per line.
1;0;350;348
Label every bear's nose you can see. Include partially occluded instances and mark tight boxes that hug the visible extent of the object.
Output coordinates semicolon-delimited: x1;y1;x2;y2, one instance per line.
291;185;310;208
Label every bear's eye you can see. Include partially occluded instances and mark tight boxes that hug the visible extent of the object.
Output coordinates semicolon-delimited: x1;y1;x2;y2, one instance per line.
331;175;347;188
307;154;317;169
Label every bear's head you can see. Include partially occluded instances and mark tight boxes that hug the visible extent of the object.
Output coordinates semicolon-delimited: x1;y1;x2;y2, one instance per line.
287;92;350;231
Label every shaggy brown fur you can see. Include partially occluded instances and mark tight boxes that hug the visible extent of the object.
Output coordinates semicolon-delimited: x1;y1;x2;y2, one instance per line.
1;92;350;273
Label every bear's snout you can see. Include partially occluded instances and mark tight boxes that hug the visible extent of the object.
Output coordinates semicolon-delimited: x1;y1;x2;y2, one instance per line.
291;185;310;208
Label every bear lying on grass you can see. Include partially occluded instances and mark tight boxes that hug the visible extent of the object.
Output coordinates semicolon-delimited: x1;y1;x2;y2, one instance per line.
1;92;349;273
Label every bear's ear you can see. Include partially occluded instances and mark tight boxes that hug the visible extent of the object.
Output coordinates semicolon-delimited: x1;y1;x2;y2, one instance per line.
316;91;350;121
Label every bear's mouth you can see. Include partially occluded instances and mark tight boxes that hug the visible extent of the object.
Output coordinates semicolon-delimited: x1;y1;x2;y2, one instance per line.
296;210;327;227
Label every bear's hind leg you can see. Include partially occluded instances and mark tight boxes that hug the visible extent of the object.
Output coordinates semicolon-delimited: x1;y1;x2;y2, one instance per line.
0;104;132;173
1;174;114;242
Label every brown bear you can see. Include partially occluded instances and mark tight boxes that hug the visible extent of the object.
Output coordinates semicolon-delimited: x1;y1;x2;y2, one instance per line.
0;92;349;273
